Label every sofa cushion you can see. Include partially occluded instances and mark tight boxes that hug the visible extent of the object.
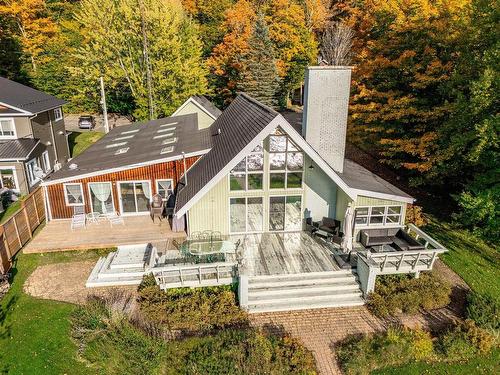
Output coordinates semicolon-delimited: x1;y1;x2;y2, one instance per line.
366;236;393;246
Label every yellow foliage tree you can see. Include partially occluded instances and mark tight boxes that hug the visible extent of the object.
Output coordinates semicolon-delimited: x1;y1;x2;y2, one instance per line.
0;0;57;73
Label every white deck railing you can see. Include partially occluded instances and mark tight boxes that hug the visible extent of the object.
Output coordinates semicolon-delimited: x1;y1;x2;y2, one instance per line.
152;262;237;289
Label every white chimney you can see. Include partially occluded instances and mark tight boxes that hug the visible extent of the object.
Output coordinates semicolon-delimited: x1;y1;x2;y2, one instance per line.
302;66;352;173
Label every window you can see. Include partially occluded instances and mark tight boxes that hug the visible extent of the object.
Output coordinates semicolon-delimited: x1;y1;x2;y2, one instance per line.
156;179;173;200
64;183;84;206
54;107;63;121
229;197;263;233
26;158;41;186
0;118;16;138
269;131;303;189
41;151;51;173
269;195;302;231
355;205;403;226
229;142;264;191
0;168;17;190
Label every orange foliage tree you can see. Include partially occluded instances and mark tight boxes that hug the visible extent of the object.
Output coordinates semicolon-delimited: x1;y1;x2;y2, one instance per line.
332;0;470;178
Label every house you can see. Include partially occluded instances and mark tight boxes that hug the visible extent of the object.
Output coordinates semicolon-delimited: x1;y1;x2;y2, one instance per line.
40;66;446;312
172;95;222;129
0;77;70;195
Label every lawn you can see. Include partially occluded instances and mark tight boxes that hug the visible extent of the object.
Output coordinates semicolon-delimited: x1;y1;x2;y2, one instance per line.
68;131;104;157
0;249;111;375
0;199;22;224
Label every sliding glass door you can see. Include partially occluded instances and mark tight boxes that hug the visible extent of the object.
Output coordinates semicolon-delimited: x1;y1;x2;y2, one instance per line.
269;195;302;232
118;181;151;215
229;197;263;233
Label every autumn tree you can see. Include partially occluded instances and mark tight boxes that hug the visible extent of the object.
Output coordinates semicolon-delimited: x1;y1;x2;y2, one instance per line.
72;0;207;120
238;14;281;108
0;0;57;73
206;0;257;106
332;0;469;177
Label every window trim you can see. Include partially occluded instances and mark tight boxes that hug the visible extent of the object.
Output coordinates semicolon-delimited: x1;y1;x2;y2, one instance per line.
0;166;19;191
26;158;41;187
156;179;174;201
54;107;63;122
354;205;404;228
0;117;17;139
41;150;51;173
63;182;85;207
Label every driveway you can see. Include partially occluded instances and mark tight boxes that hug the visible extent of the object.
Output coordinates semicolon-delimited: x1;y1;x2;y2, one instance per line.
64;113;132;133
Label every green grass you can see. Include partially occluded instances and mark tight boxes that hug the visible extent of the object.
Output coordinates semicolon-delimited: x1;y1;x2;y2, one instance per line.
423;217;500;300
68;131;104;157
372;349;500;375
0;249;112;374
0;199;22;224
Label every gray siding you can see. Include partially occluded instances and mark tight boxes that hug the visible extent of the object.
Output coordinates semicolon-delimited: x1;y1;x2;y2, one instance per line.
31;109;69;166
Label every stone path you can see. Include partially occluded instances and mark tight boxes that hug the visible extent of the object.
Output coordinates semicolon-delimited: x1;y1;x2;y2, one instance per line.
250;306;385;374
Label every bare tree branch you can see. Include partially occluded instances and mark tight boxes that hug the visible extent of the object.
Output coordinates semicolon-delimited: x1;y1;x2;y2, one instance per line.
320;22;354;66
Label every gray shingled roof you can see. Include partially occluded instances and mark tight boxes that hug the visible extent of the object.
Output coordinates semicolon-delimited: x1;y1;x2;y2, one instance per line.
0;77;67;114
45;113;212;183
192;95;222;118
0;138;40;160
175;94;279;212
338;159;413;199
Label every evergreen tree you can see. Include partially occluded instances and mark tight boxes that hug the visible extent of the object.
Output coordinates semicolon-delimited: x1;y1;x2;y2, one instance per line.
238;15;281;109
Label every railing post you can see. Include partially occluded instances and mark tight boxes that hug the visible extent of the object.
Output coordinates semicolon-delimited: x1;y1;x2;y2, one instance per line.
429;251;437;269
198;266;202;284
179;269;183;285
238;273;249;311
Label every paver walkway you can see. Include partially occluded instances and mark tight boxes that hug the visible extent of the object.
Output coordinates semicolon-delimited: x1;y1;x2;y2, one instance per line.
250;306;384;374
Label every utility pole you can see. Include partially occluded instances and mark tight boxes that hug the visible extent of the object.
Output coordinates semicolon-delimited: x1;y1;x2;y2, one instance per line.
100;76;110;133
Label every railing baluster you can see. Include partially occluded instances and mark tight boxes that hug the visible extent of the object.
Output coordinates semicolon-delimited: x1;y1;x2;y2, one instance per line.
381;255;388;271
413;252;421;269
397;253;404;270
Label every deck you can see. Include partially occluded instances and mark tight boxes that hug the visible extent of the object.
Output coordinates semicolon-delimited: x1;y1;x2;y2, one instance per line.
23;216;185;253
233;232;340;276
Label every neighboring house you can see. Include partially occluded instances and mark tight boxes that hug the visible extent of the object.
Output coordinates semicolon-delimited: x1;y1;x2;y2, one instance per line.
172;95;222;130
0;77;70;195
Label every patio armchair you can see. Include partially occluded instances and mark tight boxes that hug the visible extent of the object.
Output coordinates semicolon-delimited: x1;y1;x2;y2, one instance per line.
71;205;86;230
313;217;341;236
150;194;164;222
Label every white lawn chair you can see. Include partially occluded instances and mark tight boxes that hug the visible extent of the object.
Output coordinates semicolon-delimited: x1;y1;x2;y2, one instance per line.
107;211;125;226
71;213;86;230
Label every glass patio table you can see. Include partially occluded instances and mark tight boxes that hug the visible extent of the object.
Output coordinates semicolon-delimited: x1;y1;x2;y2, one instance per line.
181;239;236;256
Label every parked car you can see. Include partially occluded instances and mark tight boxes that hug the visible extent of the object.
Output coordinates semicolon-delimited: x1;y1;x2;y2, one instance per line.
78;115;95;129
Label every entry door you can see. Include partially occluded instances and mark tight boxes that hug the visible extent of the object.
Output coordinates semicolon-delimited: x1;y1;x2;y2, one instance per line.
118;181;151;215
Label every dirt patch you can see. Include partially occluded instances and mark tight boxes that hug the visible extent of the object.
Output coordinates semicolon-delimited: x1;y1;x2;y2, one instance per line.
24;261;136;304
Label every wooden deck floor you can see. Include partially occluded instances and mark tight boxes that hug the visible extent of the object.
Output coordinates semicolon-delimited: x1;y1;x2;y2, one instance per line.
23;216;185;253
233;232;340;276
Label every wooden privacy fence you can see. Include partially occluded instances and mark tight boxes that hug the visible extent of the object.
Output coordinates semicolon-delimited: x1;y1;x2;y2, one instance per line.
0;187;45;274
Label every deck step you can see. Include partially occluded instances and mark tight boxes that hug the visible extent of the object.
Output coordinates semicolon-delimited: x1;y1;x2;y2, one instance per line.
248;297;365;313
246;269;364;313
86;275;144;287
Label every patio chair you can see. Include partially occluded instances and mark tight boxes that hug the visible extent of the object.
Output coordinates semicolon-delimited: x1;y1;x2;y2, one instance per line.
150;194;164;222
108;213;125;226
71;213;86;230
73;205;85;215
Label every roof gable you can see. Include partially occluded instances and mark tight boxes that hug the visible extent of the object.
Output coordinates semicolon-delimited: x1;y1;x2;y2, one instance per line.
172;95;222;120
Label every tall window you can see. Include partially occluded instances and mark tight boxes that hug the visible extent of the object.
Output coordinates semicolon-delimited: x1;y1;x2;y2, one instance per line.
26;158;41;186
64;183;84;206
229;142;264;191
41;151;51;172
0;118;15;138
54;107;63;121
229;197;263;233
355;206;403;226
269;131;303;189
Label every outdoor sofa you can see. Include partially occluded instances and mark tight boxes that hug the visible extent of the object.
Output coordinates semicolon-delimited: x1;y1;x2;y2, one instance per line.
359;228;425;251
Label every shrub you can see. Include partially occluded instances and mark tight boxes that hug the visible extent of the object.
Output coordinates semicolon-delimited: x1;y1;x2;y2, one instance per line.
367;272;451;318
137;274;248;334
439;319;495;361
336;326;434;375
466;291;500;331
72;293;317;374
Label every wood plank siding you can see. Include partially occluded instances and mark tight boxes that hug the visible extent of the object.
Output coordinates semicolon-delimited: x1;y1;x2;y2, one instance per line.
46;156;199;219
